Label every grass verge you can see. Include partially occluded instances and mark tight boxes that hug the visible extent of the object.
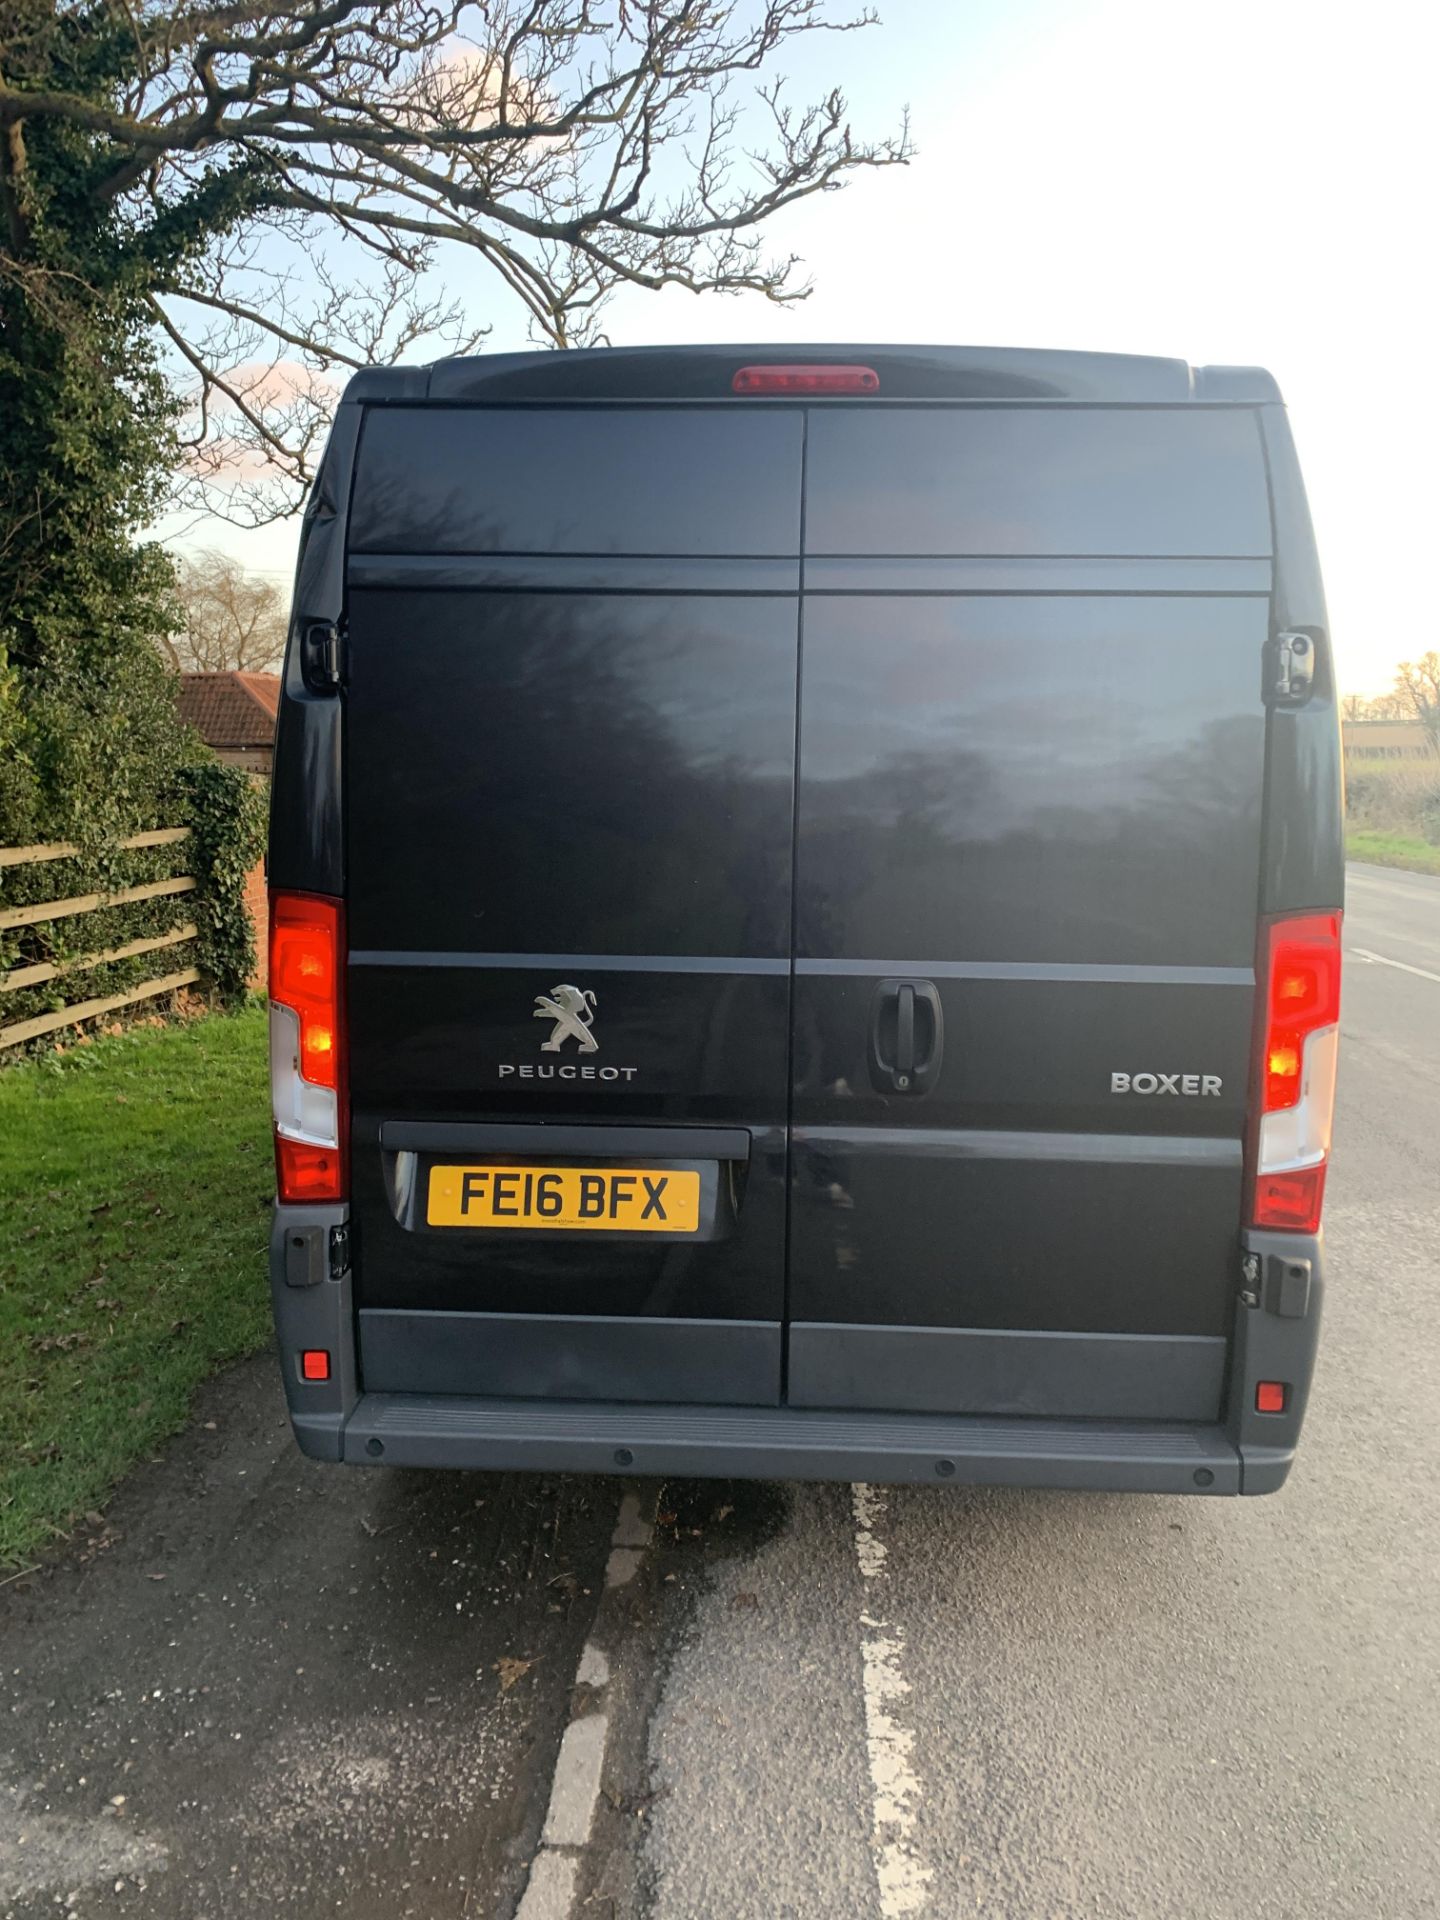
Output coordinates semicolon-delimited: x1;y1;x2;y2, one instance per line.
1346;828;1440;876
0;1002;272;1568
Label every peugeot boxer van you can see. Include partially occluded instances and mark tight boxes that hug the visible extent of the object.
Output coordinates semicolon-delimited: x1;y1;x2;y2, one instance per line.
267;344;1341;1495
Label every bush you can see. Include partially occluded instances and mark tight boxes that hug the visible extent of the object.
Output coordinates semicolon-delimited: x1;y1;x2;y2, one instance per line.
1344;758;1440;839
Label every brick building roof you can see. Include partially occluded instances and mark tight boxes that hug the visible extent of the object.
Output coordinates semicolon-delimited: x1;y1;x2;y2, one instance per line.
177;671;281;750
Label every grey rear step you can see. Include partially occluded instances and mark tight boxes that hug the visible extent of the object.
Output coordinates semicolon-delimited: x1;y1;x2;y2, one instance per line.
334;1394;1244;1494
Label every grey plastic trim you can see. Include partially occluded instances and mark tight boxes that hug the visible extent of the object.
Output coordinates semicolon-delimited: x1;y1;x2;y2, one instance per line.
802;556;1272;595
337;1393;1241;1493
269;1204;358;1461
350;950;790;975
793;1126;1243;1166
358;1310;779;1406
348;552;800;594
378;1121;751;1160
788;1323;1226;1421
796;957;1254;985
1229;1227;1325;1493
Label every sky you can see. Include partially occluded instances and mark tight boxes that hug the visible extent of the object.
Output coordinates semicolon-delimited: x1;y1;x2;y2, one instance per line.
173;0;1440;696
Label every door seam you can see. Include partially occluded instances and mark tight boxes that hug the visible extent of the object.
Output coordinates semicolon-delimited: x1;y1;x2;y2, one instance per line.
780;407;810;1405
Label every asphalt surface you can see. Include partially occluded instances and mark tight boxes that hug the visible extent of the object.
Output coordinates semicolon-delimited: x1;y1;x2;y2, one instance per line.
638;872;1440;1919
0;1364;627;1919
3;862;1438;1918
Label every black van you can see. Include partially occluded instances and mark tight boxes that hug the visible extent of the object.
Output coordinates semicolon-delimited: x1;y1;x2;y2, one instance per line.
267;344;1341;1495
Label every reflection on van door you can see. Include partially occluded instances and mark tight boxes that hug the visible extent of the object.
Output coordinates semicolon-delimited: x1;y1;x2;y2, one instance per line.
340;405;804;1408
786;590;1269;1420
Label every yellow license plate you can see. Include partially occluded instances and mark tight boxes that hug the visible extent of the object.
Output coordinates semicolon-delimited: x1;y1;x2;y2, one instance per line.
426;1164;702;1233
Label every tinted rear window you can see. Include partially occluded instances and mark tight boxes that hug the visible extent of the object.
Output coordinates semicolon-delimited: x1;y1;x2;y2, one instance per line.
350;406;803;556
804;408;1271;556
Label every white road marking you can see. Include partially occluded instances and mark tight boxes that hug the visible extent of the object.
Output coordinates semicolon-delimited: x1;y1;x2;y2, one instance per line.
604;1546;645;1588
611;1491;653;1547
540;1713;609;1847
851;1485;933;1918
575;1643;610;1689
513;1489;658;1917
1350;945;1440;986
513;1849;579;1920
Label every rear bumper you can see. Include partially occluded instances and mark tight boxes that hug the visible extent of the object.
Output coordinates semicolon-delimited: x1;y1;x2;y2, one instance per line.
308;1393;1271;1495
270;1209;1319;1498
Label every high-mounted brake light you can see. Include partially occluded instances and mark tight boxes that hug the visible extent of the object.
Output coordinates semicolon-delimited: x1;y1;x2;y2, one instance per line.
732;364;880;395
1249;911;1341;1234
269;891;347;1204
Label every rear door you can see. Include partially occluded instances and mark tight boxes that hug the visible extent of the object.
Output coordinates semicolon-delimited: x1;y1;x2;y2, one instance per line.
343;404;802;1407
788;405;1274;1420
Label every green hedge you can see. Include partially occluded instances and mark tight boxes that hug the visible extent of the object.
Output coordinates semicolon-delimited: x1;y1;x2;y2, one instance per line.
0;757;266;1055
178;761;269;1006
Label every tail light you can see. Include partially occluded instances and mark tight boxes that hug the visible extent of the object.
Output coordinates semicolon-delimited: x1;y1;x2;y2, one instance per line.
732;364;880;395
269;891;346;1204
1248;911;1341;1233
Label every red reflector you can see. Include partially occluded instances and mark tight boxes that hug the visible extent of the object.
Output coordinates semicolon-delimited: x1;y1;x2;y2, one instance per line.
276;1136;344;1204
301;1349;331;1383
1255;1380;1287;1414
732;363;880;395
1253;1163;1326;1234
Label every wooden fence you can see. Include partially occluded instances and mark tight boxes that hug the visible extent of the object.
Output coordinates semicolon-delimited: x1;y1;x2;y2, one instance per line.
0;828;201;1050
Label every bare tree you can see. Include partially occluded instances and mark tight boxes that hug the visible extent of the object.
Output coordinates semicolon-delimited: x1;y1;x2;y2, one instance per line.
1395;652;1440;753
1;2;909;525
162;548;288;671
1342;689;1410;723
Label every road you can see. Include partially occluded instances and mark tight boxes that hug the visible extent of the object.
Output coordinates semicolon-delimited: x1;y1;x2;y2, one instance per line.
3;863;1437;1919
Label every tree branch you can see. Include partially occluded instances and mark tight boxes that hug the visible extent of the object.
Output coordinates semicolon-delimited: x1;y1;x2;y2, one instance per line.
5;0;910;517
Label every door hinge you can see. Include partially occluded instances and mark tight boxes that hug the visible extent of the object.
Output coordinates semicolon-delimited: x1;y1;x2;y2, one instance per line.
1263;630;1316;707
328;1222;351;1280
301;620;345;694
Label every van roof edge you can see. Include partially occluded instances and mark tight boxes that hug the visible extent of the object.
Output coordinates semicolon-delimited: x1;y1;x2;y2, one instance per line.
339;345;1281;408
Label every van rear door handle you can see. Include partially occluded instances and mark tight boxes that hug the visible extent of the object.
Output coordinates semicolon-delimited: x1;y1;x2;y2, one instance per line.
869;978;944;1095
896;983;916;1078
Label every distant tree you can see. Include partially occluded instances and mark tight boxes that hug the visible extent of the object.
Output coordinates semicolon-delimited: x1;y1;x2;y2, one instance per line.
1395;653;1440;753
1342;690;1408;723
1370;691;1411;721
163;549;287;673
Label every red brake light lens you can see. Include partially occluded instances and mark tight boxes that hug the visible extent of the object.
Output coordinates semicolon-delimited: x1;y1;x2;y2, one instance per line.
1261;914;1341;1113
300;1349;331;1382
271;895;343;1090
732;364;880;395
1249;910;1341;1233
269;890;346;1205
